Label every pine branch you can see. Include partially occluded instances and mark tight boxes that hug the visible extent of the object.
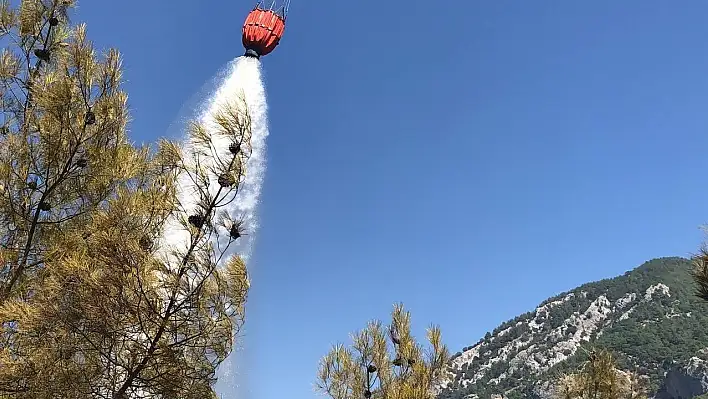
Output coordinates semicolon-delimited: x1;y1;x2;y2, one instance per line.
113;133;246;398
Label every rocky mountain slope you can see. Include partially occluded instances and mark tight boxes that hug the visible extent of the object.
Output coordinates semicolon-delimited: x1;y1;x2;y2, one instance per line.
436;257;708;399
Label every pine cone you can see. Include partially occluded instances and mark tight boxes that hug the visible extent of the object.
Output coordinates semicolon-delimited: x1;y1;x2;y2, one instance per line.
408;358;415;366
229;142;240;154
139;236;152;250
229;224;242;240
49;17;59;26
364;390;372;399
367;364;377;374
27;181;37;190
218;173;235;188
84;111;96;126
188;215;204;228
38;201;50;211
33;49;50;62
75;158;87;168
392;357;403;367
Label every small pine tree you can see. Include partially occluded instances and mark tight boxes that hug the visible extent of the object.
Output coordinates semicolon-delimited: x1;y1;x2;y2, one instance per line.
692;244;708;302
316;303;450;399
0;1;252;397
626;369;646;399
554;348;646;399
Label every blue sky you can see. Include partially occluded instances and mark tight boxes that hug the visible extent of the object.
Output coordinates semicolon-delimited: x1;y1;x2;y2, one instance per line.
76;1;708;398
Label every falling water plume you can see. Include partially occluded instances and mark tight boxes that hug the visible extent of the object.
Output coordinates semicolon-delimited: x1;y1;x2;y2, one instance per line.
160;55;270;398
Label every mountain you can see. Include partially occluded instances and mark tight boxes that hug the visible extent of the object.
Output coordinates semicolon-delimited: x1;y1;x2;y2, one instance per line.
436;257;708;399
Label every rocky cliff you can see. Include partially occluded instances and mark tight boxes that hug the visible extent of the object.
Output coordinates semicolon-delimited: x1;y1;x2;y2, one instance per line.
437;257;708;399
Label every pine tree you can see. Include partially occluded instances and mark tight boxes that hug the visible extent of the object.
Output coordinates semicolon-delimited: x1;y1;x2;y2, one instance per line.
0;1;252;397
691;244;708;302
316;303;450;399
557;373;581;399
626;369;646;399
554;348;646;399
0;0;142;304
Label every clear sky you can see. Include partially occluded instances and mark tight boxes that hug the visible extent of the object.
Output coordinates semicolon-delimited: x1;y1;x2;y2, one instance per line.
75;1;708;398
